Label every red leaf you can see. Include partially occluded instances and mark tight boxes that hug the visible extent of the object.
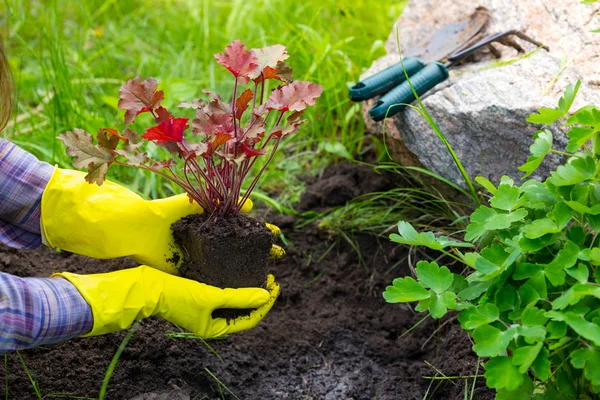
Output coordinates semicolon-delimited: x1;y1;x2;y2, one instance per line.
193;110;233;137
249;44;289;79
185;142;210;158
270;119;307;139
214;40;258;84
192;93;234;137
97;128;120;150
212;132;234;149
287;110;304;123
266;81;323;113
142;118;189;143
253;62;293;84
252;103;268;118
235;89;254;120
118;77;164;125
241;117;266;145
241;143;266;157
155;106;173;123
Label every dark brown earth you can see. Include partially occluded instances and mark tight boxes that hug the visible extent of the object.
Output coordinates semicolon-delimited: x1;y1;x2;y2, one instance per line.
2;163;494;400
172;213;273;289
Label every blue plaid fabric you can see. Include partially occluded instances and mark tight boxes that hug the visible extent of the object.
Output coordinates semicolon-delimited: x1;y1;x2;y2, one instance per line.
0;272;93;353
0;139;93;352
0;139;54;249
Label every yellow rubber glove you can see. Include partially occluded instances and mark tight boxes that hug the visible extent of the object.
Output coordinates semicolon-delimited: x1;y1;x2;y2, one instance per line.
53;267;280;338
41;168;284;275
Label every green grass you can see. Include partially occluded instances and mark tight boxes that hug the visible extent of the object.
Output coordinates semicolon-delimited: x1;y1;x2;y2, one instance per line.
98;321;140;400
0;0;405;205
15;351;42;399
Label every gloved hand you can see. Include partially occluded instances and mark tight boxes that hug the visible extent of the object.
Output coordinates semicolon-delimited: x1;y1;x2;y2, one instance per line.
41;168;285;275
53;267;280;338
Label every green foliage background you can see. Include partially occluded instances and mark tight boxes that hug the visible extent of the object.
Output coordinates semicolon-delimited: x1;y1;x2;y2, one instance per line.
0;0;405;201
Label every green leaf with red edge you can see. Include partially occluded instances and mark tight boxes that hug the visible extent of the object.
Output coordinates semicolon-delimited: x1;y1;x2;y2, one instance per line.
118;77;164;125
214;40;258;84
266;81;323;113
57;128;114;185
235;89;254;119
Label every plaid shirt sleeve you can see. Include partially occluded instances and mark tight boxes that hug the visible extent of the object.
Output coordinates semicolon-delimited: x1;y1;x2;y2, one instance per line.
0;272;93;353
0;139;94;352
0;138;54;249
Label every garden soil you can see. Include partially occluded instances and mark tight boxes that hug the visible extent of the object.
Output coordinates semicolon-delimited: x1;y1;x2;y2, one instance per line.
172;212;273;289
2;163;494;400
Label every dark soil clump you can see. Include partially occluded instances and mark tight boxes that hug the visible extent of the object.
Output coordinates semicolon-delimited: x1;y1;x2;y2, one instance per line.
1;162;493;399
172;213;273;289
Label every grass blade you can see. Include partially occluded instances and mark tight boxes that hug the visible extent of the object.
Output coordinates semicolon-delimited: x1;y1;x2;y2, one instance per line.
393;25;480;206
16;351;42;399
98;320;140;400
204;368;240;400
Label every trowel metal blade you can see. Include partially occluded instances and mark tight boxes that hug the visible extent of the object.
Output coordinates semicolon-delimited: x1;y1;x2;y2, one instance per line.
402;7;489;64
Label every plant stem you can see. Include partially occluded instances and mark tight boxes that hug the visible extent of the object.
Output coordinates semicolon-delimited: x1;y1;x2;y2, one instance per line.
251;81;258;117
550;149;574;157
259;74;266;105
241;111;284;177
423;375;484;380
232;77;239;138
183;160;209;209
209;157;230;206
113;161;195;194
237;139;280;212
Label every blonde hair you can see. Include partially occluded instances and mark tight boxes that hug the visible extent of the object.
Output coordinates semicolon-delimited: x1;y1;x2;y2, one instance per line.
0;35;13;132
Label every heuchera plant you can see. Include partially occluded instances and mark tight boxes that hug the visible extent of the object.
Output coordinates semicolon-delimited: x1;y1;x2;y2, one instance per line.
59;40;323;217
384;82;600;398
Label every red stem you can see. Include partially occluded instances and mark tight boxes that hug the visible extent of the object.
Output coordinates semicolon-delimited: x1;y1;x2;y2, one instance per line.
209;157;229;201
259;74;266;105
232;77;239;138
114;160;199;201
237;138;280;212
183;160;209;209
250;81;258;118
241;111;284;176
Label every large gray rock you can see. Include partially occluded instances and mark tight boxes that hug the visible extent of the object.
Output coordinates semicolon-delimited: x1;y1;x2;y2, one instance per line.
362;0;600;187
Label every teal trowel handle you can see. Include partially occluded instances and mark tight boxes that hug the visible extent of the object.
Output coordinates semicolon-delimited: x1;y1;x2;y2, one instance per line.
349;57;425;101
369;62;449;122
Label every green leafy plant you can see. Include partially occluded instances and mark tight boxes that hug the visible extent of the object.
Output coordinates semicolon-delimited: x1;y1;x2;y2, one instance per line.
384;81;600;398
